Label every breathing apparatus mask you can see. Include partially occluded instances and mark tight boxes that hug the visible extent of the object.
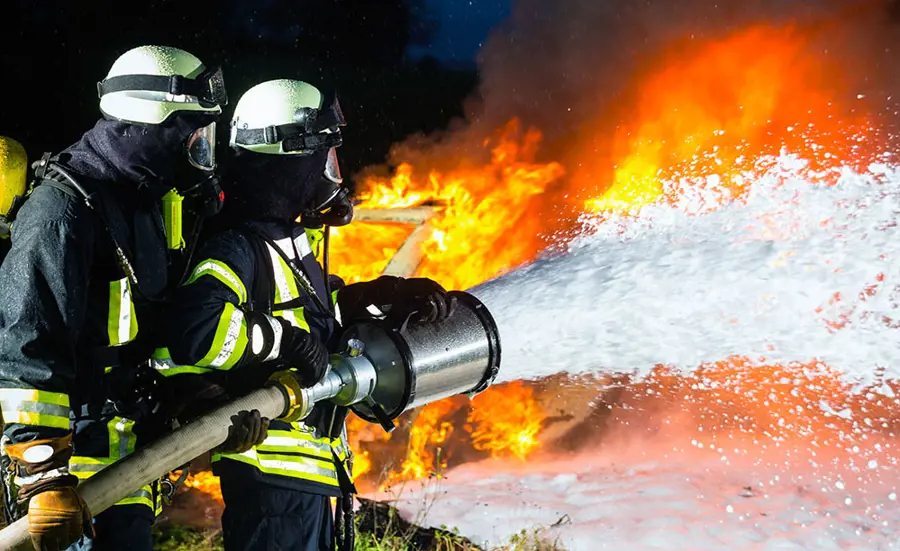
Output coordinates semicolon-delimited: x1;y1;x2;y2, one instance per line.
231;90;353;228
97;64;228;248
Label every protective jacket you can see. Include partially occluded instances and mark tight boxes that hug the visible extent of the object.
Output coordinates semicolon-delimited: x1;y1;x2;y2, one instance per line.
0;118;201;517
159;219;353;497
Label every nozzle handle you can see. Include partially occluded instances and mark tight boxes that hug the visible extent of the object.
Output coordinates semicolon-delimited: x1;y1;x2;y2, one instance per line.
365;397;396;433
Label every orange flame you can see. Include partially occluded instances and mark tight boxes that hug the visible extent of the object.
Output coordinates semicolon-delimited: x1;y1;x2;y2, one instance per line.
183;471;222;503
384;398;464;486
467;382;544;460
584;25;872;215
331;120;565;291
175;21;891;505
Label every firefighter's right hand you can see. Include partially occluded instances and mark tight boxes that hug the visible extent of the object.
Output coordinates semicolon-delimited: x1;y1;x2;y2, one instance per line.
282;327;329;388
3;434;94;550
218;409;270;454
26;485;94;551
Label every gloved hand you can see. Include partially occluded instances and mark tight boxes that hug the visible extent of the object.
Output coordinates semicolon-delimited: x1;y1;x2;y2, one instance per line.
4;435;95;551
281;324;330;387
336;276;457;326
217;409;270;454
392;277;457;323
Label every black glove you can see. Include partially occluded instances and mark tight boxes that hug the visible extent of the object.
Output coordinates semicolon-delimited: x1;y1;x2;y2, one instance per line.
337;276;457;326
392;277;457;323
217;409;270;454
281;325;330;387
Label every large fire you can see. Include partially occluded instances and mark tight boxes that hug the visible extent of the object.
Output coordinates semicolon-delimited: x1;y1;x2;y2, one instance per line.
181;21;894;506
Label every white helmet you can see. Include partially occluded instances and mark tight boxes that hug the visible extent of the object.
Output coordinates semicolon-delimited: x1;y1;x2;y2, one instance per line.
97;45;227;126
230;79;350;224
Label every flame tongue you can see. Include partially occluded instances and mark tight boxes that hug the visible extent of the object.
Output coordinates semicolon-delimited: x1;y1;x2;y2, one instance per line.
182;19;894;503
585;24;874;216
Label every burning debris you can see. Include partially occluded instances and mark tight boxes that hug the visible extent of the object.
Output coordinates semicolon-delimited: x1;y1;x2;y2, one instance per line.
180;1;900;517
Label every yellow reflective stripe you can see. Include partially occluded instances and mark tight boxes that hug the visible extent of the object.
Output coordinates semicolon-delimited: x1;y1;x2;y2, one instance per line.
0;389;70;429
186;259;248;305
331;289;339;307
256;437;333;460
197;303;248;370
108;278;138;346
108;417;136;459
266;243;303;328
150;348;215;377
274;306;309;333
115;487;154;509
71;462;156;508
215;449;340;487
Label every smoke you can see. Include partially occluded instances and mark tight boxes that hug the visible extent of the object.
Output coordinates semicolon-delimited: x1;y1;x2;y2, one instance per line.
479;0;900;136
370;0;900;181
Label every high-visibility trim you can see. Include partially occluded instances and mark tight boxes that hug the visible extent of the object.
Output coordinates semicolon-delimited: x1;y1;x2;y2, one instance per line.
196;303;248;370
0;389;70;429
267;243;301;329
107;278;138;346
293;233;313;259
255;431;333;460
150;348;215;377
70;460;156;509
115;488;154;510
186;259;248;304
108;417;136;459
332;290;342;325
215;448;340;487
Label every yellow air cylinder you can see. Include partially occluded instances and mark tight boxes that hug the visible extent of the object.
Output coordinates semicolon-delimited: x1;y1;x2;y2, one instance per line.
0;136;27;218
161;189;185;250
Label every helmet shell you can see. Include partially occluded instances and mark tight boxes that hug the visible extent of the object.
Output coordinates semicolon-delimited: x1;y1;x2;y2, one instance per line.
100;45;222;125
0;136;27;217
230;79;325;155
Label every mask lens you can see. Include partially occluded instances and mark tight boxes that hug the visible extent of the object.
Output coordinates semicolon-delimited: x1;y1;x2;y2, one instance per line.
324;147;343;184
187;122;216;171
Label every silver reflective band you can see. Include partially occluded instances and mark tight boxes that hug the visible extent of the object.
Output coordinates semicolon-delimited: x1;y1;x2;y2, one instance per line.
251;324;265;355
262;313;284;363
187;122;216;171
15;467;70;487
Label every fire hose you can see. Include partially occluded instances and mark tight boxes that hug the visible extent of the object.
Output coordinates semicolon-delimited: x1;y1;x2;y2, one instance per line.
0;291;500;550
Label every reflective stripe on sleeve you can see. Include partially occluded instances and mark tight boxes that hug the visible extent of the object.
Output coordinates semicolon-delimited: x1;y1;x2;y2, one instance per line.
186;259;248;304
197;303;248;370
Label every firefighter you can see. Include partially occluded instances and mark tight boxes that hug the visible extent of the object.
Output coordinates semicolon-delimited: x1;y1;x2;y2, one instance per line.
0;45;230;551
159;79;455;551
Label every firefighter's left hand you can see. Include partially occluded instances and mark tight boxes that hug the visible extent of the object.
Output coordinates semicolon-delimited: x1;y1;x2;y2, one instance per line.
392;278;456;323
218;410;269;454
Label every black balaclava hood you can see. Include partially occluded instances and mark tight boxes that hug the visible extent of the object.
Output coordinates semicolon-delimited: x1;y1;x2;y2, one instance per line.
225;148;329;224
58;112;217;199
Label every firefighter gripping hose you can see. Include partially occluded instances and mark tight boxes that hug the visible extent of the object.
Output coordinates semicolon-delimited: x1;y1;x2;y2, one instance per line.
0;291;500;550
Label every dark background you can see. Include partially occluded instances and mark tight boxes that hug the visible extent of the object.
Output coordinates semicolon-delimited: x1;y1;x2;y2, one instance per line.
0;0;511;185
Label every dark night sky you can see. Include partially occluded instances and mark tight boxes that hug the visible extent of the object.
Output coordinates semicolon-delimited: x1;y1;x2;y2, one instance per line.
409;0;511;65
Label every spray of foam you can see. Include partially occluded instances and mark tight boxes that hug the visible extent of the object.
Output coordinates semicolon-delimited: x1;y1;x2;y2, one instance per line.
470;151;900;386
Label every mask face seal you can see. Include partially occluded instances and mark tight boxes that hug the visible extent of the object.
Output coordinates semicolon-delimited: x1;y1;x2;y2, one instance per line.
186;122;216;171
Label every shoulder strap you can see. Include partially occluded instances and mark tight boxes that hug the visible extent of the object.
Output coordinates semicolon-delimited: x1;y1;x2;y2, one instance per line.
237;225;275;315
36;160;143;293
241;225;336;319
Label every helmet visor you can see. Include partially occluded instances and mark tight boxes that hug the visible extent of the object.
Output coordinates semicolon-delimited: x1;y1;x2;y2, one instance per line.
324;147;343;185
187;122;216;171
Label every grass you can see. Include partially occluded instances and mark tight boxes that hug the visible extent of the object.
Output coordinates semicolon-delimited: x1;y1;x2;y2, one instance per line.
151;519;566;551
